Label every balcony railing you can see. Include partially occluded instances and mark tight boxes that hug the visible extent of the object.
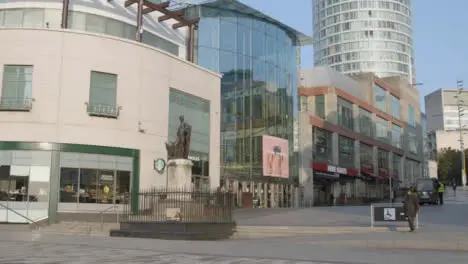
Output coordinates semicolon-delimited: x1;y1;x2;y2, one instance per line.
0;97;33;111
87;102;120;118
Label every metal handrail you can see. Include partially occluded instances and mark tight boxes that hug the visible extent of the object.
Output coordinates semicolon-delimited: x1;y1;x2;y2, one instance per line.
99;204;120;231
0;202;43;229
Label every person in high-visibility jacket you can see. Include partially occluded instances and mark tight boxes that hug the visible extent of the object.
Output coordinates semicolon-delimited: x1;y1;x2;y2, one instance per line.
437;182;445;205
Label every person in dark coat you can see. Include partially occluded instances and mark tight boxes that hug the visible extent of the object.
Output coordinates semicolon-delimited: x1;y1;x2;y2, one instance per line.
403;186;420;232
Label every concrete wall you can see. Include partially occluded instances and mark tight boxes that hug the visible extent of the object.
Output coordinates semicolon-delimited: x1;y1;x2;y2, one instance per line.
0;28;221;189
424;90;444;131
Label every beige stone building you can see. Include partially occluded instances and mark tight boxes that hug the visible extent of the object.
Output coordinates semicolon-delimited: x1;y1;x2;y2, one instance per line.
298;67;423;206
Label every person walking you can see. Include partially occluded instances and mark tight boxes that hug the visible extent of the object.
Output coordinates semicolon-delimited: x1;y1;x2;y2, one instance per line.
403;186;420;232
452;181;457;197
438;182;445;205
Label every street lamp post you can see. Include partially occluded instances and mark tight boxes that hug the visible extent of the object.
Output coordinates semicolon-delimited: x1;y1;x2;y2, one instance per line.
456;80;466;186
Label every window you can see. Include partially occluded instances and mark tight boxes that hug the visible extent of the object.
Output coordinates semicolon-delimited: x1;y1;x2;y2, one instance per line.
390;95;400;118
359;108;373;137
87;71;119;118
391;124;402;148
378;149;389;170
315;95;325;119
374;85;387;112
360;143;373;165
408;104;416;127
339;135;354;168
393;154;402;178
408;131;418;153
313;127;332;163
0;65;33;111
375;117;389;143
337;97;354;130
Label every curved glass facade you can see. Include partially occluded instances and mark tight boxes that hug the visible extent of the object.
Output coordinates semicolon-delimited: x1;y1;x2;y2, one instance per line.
312;0;414;80
189;6;298;180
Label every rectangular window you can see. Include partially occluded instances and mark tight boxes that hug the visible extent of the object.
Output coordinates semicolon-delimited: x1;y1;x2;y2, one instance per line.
360;143;373;165
390;94;400;118
393;154;402;178
315;95;325;119
378;149;389;170
0;65;33;111
391;124;402;148
408;131;418;153
375;117;389;143
313;127;333;163
87;71;119;117
339;135;354;168
374;85;387;112
408;104;416;127
358;107;373;137
337;97;354;130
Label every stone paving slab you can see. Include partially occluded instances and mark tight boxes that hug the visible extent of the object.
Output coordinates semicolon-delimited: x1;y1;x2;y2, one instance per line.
0;240;341;264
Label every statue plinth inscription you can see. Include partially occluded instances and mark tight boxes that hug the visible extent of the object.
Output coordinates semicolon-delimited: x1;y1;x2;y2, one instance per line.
165;116;193;191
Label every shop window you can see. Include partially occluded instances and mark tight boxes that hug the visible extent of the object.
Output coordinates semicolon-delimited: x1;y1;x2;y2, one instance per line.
87;71;119;118
1;65;33;111
59;167;131;204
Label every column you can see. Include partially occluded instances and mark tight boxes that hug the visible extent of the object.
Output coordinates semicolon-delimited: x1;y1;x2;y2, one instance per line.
299;111;314;205
48;150;61;224
325;93;338;124
332;132;339;165
263;182;268;208
354;140;360;199
388;153;394;200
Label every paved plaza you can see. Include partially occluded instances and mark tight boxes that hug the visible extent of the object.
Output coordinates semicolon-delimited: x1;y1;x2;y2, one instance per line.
0;188;467;263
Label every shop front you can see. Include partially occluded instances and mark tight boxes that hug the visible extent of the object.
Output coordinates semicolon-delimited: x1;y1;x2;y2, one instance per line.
0;142;139;224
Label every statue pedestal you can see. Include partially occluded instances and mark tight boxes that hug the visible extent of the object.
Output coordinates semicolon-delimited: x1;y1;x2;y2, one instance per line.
167;159;193;200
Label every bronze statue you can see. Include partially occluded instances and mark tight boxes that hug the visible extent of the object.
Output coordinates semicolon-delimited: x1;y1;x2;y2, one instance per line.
165;115;192;159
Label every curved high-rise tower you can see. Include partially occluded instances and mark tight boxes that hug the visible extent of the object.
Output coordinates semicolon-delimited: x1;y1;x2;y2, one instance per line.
312;0;414;82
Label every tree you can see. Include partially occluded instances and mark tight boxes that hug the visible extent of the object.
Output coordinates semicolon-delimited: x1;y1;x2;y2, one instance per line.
437;148;462;183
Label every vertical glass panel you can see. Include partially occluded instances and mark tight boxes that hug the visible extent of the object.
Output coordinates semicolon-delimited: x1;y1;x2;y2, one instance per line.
197;46;219;72
22;9;44;28
237;24;251;56
106;18;124;37
374;85;387;112
68;11;86;31
85;14;106;33
0;166;9;222
408;104;416;127
0;10;4;26
115;171;130;204
315;95;325;119
168;89;210;176
376;117;389;143
97;170;114;204
198;17;220;49
89;71;117;106
392;124;402;147
360;143;373;165
339;135;354;168
391;95;400;118
7;165;30;223
219;20;237;52
59;168;78;203
123;23;137;40
28;166;50;220
252;29;265;59
359;108;373;137
313;127;333;163
79;169;98;203
337;97;354;130
3;9;23;27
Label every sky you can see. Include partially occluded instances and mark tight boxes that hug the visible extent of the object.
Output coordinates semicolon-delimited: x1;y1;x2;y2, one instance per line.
230;0;468;111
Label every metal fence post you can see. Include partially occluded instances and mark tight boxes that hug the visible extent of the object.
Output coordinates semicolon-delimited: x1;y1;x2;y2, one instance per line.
370;204;374;228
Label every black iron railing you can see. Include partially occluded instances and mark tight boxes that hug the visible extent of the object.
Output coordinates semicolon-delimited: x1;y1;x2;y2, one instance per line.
87;102;119;118
122;187;235;223
0;97;33;111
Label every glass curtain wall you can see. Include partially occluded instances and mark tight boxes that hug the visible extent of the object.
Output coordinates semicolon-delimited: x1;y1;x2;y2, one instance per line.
168;88;210;189
192;6;297;179
0;151;51;223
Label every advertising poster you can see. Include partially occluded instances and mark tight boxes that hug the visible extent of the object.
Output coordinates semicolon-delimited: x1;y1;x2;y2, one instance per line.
262;135;289;178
